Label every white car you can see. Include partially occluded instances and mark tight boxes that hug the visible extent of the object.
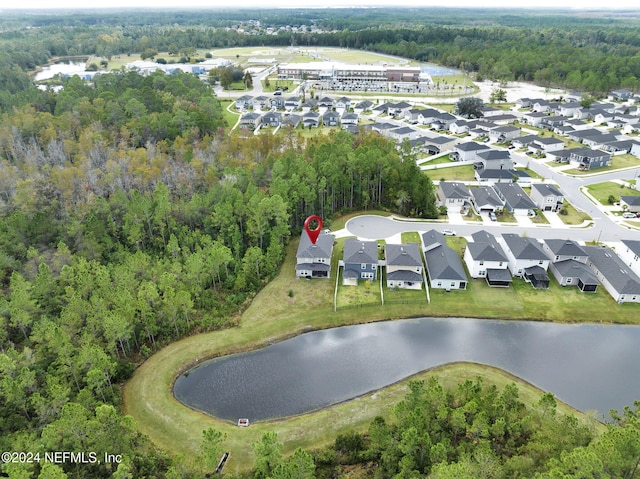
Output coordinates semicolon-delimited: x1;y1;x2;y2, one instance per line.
622;212;637;219
442;229;456;236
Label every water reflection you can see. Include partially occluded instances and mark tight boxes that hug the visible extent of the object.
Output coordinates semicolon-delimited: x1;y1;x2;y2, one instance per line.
173;317;640;422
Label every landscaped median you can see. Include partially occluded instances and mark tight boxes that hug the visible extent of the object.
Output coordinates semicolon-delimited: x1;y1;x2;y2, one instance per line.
123;224;637;473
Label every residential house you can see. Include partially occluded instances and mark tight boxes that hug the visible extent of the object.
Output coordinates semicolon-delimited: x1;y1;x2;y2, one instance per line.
582;133;620;149
584;246;640;303
261;111;282;128
523;111;548;128
620;196;640;213
600;140;639;154
322;110;340;127
618;240;640;277
516;98;533;108
421;135;457;154
438;181;471;213
464;230;512;286
568;148;612;170
493;183;537;216
295;231;334;279
334;96;351;112
450;119;480;135
470;186;504;213
475;168;517;184
371;102;392;116
479;106;502;117
388;101;412;118
405;108;425;124
609;89;633;102
385;243;424;290
269;96;285;110
532;100;551;112
568;128;606;144
353;100;373;114
300;99;317;113
452;142;490;162
501;233;550;288
421;230;468;290
431;112;457;130
282;114;301;128
417;108;443;126
476;149;514;170
542;239;598;292
529;137;565;153
482;113;518;125
302;111;320;128
342;238;378;286
318;96;335;110
530;184;564;212
557;102;582;117
563;118;590;131
540;115;567;130
632;143;640;158
488;125;520;142
511;134;540;149
239;112;262;129
340;112;359;128
387;126;420;142
235;95;254;110
284;96;302;112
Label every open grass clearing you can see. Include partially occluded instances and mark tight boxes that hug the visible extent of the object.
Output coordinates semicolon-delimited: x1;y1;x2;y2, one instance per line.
558;202;591;225
424;164;476;182
586;181;640;205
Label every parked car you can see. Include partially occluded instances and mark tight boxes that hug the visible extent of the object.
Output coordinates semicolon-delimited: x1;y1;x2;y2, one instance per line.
488;211;497;222
442;229;456;236
622;212;637;218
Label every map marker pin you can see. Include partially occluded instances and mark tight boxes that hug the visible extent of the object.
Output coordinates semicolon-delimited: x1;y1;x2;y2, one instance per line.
303;215;323;245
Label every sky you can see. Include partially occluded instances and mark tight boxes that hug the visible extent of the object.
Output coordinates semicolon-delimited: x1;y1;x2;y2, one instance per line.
1;0;637;11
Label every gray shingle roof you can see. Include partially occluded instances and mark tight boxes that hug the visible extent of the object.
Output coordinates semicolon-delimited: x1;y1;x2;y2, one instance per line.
502;234;547;261
468;230;509;262
553;259;598;285
544;239;587;258
621;196;640;207
387;270;423;282
296;231;334;259
385;243;423;267
584;246;640;295
421;230;467;282
494;183;537;211
621;240;640;257
531;183;563;198
344;238;378;265
471;186;503;209
440;181;471;200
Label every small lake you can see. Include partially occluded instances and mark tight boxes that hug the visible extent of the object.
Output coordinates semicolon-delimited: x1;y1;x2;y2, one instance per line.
33;61;89;82
173;317;640;422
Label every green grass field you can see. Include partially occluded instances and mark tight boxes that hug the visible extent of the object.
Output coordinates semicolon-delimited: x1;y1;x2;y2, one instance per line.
559;202;592;225
424;164;476;182
586;182;640;205
123;214;636;474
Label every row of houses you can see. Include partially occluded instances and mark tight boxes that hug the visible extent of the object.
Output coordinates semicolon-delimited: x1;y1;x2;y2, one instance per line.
296;230;640;304
439;180;564;215
236;94;372;114
239;109;360;130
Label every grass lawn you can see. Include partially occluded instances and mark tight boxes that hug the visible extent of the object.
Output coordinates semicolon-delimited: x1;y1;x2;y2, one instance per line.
425;164;476;182
565;155;640;176
422;154;454;166
558;202;592;225
124;216;637;473
586;182;640;205
219;100;240;129
401;231;421;244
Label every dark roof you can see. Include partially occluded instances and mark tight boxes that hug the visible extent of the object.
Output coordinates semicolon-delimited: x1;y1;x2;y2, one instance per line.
544;239;588;258
477;149;512;161
621;240;640;257
531;183;563;198
476;169;517;181
344;238;378;265
387;270;423;282
296;263;330;272
471;186;503;208
486;268;513;282
455;141;490;152
440;181;470;200
296;231;334;259
524;265;550;281
421;230;467;282
385;243;422;267
553;259;599;285
620;196;640;207
468;230;509;262
494;183;537;210
584;246;640;295
502;234;547;261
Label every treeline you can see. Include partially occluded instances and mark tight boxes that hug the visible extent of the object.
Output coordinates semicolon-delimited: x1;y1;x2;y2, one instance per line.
0;66;436;477
305;377;640;479
2;8;640;113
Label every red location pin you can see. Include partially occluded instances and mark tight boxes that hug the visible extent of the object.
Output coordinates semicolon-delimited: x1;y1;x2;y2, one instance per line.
303;215;323;245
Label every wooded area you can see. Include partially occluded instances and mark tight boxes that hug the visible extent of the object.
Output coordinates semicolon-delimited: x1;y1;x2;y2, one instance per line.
1;7;639;478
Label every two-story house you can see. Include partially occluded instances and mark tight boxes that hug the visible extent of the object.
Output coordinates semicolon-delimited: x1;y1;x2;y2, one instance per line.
437;181;471;213
422;230;468;290
385;243;424;290
530;184;564;212
342;238;378;286
501;234;550;288
542;239;598;292
463;230;512;287
295;231;334;279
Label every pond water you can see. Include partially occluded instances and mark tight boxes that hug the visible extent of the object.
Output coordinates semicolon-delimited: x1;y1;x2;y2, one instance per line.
173;317;640;422
33;61;89;81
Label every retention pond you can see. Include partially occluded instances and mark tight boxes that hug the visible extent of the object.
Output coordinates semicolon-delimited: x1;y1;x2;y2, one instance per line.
174;317;640;422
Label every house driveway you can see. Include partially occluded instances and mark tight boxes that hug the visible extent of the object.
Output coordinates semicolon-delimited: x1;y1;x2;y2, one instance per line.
515;215;534;227
541;211;567;228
